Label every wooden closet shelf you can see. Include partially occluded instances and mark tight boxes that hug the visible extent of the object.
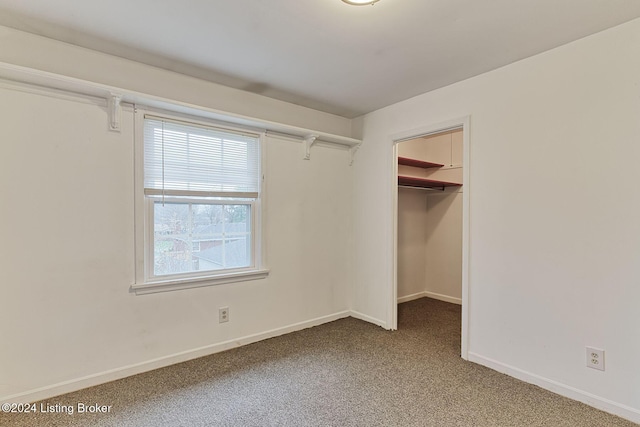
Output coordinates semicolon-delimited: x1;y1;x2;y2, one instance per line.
398;175;462;190
398;157;443;169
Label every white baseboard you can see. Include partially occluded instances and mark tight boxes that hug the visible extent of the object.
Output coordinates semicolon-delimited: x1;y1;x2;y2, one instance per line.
397;291;427;304
468;352;640;424
349;310;387;329
397;291;462;305
424;291;461;305
1;310;351;405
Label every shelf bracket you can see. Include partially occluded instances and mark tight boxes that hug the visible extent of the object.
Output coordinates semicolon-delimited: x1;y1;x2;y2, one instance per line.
349;143;361;166
303;134;319;160
108;93;123;132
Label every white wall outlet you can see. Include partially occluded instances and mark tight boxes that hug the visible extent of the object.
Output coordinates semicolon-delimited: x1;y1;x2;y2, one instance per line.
586;347;604;371
219;307;229;323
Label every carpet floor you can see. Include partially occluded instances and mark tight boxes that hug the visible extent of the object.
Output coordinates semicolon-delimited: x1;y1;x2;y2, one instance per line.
2;297;636;426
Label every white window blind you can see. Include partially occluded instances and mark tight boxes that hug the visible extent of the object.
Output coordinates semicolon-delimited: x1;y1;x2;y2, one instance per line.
144;116;260;198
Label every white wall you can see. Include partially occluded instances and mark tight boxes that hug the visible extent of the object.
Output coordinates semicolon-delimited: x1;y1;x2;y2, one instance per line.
396;189;463;304
397;188;428;299
3;14;640;423
353;18;640;422
0;78;353;401
424;192;462;303
0;26;352;137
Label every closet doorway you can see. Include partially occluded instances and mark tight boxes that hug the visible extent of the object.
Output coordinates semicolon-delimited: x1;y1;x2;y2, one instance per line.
391;117;470;359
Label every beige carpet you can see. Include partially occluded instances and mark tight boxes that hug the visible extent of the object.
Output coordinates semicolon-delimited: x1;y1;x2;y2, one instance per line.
2;298;636;426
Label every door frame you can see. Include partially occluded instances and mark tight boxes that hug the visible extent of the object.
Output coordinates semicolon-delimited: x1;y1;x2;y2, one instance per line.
389;115;470;360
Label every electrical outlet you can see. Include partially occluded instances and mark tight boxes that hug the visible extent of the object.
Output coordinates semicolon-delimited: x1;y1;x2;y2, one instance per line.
586;347;604;371
219;307;229;323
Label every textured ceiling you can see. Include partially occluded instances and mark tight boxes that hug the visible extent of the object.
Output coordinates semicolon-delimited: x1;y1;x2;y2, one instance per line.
1;0;640;118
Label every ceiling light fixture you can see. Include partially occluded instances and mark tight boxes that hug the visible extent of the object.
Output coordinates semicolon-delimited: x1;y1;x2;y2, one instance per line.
342;0;380;5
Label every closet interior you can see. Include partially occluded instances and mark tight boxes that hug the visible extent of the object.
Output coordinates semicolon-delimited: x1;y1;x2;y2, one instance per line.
397;128;463;307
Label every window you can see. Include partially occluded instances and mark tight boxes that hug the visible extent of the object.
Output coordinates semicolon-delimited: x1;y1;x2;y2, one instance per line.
134;113;268;293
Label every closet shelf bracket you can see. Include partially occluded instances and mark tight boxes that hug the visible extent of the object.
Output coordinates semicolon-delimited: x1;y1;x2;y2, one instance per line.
303;134;319;160
349;143;361;166
108;93;123;132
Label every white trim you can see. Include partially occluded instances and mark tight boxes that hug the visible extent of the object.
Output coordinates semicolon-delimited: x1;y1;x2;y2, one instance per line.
391;120;464;144
1;310;351;405
350;310;387;328
390;142;399;330
468;352;640;425
397;291;462;305
257;133;267;272
390;115;471;359
134;106;145;287
397;291;427;304
460;117;471;360
423;291;462;305
131;269;270;295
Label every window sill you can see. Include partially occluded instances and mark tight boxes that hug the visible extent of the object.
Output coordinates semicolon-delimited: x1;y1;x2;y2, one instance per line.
131;269;270;295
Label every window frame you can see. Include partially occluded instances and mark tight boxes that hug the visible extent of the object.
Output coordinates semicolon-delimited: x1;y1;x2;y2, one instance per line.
132;108;268;295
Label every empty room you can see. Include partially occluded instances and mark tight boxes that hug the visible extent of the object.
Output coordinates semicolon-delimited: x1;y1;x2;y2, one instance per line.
1;1;639;426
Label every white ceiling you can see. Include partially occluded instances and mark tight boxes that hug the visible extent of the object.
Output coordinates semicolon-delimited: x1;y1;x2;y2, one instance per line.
1;1;640;118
